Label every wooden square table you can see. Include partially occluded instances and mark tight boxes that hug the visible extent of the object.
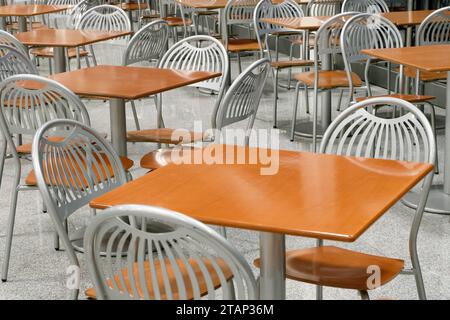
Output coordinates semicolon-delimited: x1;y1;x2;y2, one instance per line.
49;65;221;156
362;45;450;214
0;4;71;32
16;29;133;73
90;144;433;299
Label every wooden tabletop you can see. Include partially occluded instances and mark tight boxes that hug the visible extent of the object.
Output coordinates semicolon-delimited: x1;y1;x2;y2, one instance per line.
175;0;308;9
362;45;450;72
90;144;433;242
49;65;222;100
380;10;435;27
0;4;71;17
16;29;132;48
260;16;330;31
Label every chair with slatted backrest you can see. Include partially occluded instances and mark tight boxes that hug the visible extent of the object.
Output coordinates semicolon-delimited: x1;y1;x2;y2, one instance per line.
139;58;270;171
0;74;91;285
223;0;261;74
32;118;133;299
0;30;29;56
122;20;169;131
84;204;258;300
76;4;132;66
342;0;389;13
307;0;343;16
126;35;229;147
255;97;435;300
341;13;438;170
254;0;313;128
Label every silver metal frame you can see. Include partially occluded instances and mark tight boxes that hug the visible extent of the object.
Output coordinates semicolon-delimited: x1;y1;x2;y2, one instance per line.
307;0;343;16
0;74;90;284
318;96;436;300
32;118;128;299
341;0;389;13
84;204;258;300
0;30;29;56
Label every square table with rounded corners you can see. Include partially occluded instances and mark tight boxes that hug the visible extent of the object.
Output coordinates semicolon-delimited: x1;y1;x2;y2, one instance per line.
16;29;133;74
362;45;450;214
0;4;71;32
89;144;433;299
49;65;221;157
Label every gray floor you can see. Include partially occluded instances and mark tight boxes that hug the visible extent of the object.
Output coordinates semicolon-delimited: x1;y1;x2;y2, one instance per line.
0;51;449;300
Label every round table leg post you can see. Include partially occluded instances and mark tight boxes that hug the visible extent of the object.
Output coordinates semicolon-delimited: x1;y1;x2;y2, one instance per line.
110;98;128;157
18;16;27;33
259;232;286;300
53;47;67;74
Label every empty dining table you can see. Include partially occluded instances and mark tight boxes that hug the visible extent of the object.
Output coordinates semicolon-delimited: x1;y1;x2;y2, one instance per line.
16;29;133;73
49;65;221;156
0;4;71;32
362;44;450;214
89;144;433;299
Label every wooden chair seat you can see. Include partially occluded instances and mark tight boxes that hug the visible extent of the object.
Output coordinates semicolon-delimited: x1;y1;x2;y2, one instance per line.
355;93;435;104
30;47;89;59
271;59;314;70
295;70;363;89
8;21;48;31
140;146;197;170
254;246;404;291
227;39;260;52
85;257;232;300
290;35;316;47
196;10;219;16
163;17;192;27
118;2;149;11
127;128;206;144
141;12;160;19
25;155;133;186
395;66;447;82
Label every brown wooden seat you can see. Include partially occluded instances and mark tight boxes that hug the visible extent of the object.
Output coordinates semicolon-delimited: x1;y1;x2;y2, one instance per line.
17;136;66;154
85;257;232;300
295;70;363;89
355;93;435;104
25;155;133;186
117;2;149;11
8;21;48;31
395;66;447;82
140;147;196;170
163;16;192;27
197;10;219;16
127;128;206;144
30;47;89;59
254;246;404;291
270;59;314;70
227;38;260;52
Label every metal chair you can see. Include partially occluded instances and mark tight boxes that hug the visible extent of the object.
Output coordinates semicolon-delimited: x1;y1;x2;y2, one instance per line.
139;58;270;170
341;0;389;13
307;0;343;16
0;30;29;56
340;13;438;169
223;0;261;74
290;12;361;148
122;20;169;131
76;4;132;66
254;0;313;128
256;97;435;300
84;204;258;300
0;75;90;284
32;118;133;299
127;35;229;146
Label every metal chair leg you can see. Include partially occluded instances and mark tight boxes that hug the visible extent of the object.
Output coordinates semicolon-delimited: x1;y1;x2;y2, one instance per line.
237;52;242;74
130;100;141;131
290;82;301;141
359;290;370;300
304;84;310;115
273;68;279;128
316;285;323;300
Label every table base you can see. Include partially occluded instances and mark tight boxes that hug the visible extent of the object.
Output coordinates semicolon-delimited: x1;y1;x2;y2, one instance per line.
402;184;450;215
110;98;127;157
259;232;285;300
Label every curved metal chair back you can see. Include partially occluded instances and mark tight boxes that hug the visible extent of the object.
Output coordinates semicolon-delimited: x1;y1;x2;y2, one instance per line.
416;6;450;46
76;4;131;31
158;35;229;93
46;0;83;28
307;0;343;16
84;204;258;300
0;30;29;56
0;45;38;81
340;13;403;98
67;0;103;29
320;97;435;164
223;0;260;47
123;20;169;66
215;58;270;144
254;0;304;56
342;0;389;13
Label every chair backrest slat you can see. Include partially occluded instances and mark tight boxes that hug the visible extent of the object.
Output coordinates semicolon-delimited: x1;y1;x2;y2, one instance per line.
342;0;389;13
417;6;450;46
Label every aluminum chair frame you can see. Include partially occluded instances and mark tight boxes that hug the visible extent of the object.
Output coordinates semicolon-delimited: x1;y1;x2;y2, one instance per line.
306;0;343;16
32;118;128;300
315;96;436;300
84;204;258;300
122;19;169;131
254;0;306;128
0;75;90;284
341;0;389;13
0;30;29;56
